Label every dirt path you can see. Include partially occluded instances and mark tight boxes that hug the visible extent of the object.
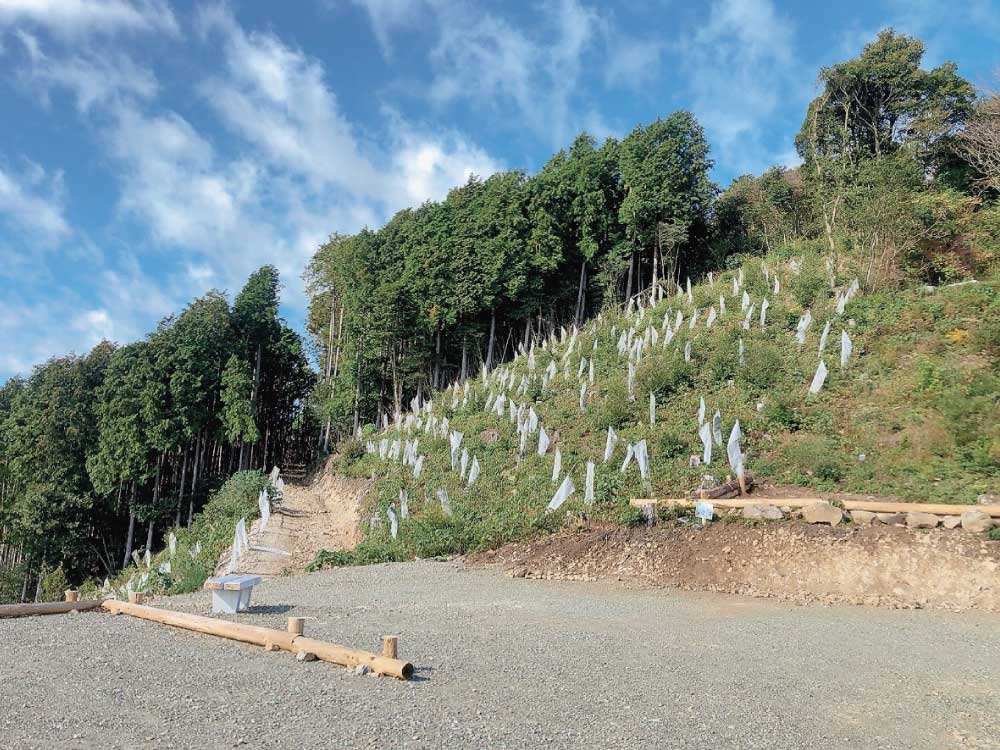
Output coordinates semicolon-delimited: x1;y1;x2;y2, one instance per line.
223;471;371;577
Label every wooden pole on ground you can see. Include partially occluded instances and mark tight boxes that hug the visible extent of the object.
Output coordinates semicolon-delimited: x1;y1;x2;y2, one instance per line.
382;635;398;659
0;600;104;618
287;617;305;636
100;600;413;679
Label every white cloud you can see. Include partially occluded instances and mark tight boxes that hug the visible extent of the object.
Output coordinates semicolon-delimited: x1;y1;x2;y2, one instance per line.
0;160;68;243
678;0;802;176
0;0;178;37
426;0;605;146
14;30;157;111
345;0;428;58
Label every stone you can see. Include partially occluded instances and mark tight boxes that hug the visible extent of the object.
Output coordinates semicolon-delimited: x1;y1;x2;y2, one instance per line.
875;513;906;526
743;503;783;521
906;512;939;529
977;493;999;505
850;510;876;525
942;515;962;530
961;509;995;533
801;501;843;526
296;651;316;662
353;663;371;676
479;429;500;445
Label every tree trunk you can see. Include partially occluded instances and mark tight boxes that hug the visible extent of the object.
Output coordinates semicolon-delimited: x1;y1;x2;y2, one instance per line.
574;260;587;324
123;483;137;567
624;250;635;302
188;432;204;528
20;558;30;602
460;337;468;382
485;308;496;373
176;445;188;528
145;520;154;554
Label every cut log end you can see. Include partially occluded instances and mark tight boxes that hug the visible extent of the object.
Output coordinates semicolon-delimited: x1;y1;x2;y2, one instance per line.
382;635;399;659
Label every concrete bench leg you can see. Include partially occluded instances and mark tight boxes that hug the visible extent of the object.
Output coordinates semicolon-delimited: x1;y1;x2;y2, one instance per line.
238;587;253;612
211;589;242;614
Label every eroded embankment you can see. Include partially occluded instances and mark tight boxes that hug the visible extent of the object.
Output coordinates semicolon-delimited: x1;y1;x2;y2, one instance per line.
467;522;1000;611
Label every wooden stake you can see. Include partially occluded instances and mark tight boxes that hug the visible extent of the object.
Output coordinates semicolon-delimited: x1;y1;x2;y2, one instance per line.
287;617;305;636
128;592;144;605
382;635;399;660
64;590;79;603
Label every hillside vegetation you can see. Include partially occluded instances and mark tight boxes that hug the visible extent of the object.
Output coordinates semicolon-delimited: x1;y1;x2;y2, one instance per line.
312;247;999;568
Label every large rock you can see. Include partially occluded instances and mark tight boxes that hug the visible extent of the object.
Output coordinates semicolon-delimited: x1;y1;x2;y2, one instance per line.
802;501;843;526
906;512;939;529
875;513;906;526
743;503;783;521
961;509;995;533
942;515;962;530
850;510;876;525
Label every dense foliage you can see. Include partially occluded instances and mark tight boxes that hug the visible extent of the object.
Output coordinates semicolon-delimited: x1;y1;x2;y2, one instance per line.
0;267;314;601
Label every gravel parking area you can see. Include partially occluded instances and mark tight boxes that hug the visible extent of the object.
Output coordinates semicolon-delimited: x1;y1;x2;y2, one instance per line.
2;561;998;749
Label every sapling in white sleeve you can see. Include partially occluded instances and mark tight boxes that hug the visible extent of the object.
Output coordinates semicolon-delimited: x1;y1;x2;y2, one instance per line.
604;426;618;463
584;461;595;504
467;456;480;487
841;330;853;368
699;421;713;465
808;359;828;394
548;475;576;511
551;448;561;483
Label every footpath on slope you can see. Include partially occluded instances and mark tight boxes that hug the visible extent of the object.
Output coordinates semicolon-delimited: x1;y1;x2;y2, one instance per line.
219;463;372;578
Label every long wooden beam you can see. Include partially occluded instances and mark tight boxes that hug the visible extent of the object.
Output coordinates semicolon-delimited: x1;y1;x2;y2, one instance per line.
631;497;1000;517
0;600;105;618
101;600;413;679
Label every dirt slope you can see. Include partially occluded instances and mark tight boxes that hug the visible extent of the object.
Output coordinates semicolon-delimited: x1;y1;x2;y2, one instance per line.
221;467;371;578
469;522;1000;611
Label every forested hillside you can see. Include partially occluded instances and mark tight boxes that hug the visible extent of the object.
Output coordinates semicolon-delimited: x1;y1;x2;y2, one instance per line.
2;30;999;600
305;31;996;446
0;267;315;601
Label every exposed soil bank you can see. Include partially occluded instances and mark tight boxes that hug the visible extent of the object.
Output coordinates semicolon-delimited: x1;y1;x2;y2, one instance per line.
467;522;1000;611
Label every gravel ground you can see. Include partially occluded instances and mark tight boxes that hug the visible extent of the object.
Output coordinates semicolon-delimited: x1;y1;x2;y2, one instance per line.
2;561;998;750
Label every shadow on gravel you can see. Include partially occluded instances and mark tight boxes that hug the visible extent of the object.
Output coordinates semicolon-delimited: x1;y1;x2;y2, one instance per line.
409;666;435;683
244;604;293;614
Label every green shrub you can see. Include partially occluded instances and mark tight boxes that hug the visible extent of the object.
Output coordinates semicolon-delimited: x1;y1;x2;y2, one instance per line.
38;565;69;603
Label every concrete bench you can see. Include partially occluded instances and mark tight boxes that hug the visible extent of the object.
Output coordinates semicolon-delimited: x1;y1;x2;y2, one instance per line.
204;574;262;614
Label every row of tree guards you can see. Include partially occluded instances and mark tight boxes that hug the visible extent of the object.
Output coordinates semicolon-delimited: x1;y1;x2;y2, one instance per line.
0;592;413;680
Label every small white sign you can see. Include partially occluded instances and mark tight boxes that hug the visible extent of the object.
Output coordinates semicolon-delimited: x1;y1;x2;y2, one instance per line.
695;501;714;521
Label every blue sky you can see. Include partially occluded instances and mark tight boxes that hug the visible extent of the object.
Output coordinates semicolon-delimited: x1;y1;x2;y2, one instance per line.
1;0;998;380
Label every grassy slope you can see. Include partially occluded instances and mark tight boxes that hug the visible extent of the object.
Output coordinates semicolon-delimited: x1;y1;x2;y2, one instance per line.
320;248;1000;567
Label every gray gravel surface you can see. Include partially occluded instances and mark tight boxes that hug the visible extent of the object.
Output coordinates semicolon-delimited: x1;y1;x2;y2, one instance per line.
2;561;998;749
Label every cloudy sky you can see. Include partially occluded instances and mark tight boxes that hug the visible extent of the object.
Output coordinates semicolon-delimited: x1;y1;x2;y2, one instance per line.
1;0;998;380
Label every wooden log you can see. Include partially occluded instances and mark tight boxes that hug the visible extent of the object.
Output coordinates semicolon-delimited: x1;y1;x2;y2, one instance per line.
291;636;413;679
382;635;398;659
64;590;79;602
100;600;413;679
102;599;299;650
287;616;305;636
0;600;104;618
631;497;1000;517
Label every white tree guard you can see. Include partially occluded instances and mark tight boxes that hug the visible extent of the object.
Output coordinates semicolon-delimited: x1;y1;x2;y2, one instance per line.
760;298;769;329
620;443;634;473
413;455;424;479
684;341;692;362
552;448;562;483
548;475;576;511
649;392;656;425
841;330;853;368
727;421;745;478
467;456;480;487
538;427;550;456
697;396;706;425
741;290;751;311
579;381;587;411
460;448;469;479
388;504;398;539
809;359;828;394
604;426;618;463
706;306;717;328
584;461;595;505
712;410;723;446
437;488;452;516
699;421;713;465
818;320;831;355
